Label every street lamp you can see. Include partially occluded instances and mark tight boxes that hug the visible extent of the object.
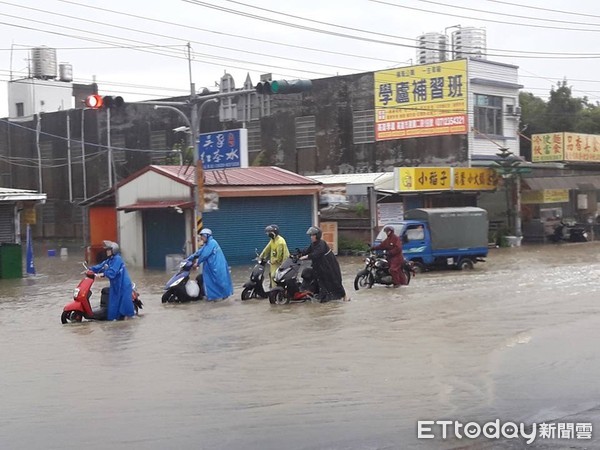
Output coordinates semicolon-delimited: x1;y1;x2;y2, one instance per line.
153;105;193;151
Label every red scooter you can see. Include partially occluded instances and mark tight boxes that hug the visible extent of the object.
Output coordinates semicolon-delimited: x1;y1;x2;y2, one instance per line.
61;264;143;324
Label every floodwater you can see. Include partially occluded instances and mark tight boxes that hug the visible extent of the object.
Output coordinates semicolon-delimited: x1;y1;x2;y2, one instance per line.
2;243;600;449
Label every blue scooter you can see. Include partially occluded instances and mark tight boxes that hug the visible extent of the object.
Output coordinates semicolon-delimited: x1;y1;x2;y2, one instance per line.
162;260;205;303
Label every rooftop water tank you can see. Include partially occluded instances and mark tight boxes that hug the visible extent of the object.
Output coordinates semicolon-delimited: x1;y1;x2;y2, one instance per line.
416;32;448;64
59;63;73;82
31;46;57;79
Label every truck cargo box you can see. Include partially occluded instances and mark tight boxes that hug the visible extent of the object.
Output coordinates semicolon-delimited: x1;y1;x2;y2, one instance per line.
403;207;488;250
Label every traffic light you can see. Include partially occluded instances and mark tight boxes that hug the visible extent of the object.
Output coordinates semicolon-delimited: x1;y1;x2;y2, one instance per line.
84;95;124;109
255;79;312;95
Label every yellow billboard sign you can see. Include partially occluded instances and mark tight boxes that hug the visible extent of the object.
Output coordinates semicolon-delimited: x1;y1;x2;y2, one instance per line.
521;189;569;204
453;168;498;190
564;132;600;162
532;132;600;162
374;60;468;141
395;167;497;192
531;133;564;162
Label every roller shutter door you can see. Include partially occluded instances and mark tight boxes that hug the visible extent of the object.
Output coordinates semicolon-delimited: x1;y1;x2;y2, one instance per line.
203;196;313;266
144;209;186;269
0;204;16;243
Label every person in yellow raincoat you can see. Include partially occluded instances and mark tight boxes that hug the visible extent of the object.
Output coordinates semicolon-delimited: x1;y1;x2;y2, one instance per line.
259;224;290;287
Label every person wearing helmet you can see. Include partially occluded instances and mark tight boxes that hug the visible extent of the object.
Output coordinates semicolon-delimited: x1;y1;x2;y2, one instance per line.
89;240;135;320
185;228;234;301
259;224;290;288
299;226;347;302
371;225;406;287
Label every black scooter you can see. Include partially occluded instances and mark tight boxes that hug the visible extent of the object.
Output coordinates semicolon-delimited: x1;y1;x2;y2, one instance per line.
550;221;589;243
268;252;319;305
241;256;268;300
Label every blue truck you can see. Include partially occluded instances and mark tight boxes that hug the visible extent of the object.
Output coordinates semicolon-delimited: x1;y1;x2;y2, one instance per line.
374;207;489;272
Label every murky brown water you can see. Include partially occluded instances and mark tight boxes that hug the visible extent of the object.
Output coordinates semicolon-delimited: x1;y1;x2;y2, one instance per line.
1;243;600;449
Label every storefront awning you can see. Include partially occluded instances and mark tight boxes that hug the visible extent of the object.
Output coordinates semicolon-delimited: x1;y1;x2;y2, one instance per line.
524;176;600;191
117;200;194;213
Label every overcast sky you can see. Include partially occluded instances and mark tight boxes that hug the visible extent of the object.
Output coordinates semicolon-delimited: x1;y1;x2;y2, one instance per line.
1;0;600;117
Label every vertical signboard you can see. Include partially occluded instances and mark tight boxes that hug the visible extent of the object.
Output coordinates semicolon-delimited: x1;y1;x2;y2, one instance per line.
198;128;248;170
374;60;468;141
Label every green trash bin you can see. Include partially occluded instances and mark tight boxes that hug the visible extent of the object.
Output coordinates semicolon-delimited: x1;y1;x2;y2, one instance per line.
0;243;23;279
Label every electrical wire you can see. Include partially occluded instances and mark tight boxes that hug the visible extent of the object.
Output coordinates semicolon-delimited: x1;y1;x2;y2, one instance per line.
415;0;600;28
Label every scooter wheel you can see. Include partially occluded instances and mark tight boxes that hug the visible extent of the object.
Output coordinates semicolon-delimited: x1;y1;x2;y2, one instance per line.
269;289;289;305
354;273;372;290
61;310;83;324
161;292;177;303
241;287;254;301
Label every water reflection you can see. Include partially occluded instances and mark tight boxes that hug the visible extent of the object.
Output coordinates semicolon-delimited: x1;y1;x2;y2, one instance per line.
1;243;600;448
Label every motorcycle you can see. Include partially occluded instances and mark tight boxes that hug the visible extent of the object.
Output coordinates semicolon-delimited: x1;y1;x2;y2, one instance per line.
354;251;415;290
550;221;589;243
268;252;319;305
241;254;268;300
61;263;143;324
162;260;205;303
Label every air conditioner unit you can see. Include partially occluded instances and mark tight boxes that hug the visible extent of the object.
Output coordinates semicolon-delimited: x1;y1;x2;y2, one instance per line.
505;105;521;117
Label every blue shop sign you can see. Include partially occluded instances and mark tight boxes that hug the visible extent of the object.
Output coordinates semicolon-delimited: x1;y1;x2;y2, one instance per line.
198;129;246;170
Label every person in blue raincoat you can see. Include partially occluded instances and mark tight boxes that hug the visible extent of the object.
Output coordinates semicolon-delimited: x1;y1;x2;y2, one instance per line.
90;240;135;320
186;228;234;301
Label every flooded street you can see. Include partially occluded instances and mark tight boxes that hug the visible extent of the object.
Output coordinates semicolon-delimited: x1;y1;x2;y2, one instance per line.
2;243;600;449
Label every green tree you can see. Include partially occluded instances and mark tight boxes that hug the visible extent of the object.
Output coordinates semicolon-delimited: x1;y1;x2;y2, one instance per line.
546;79;583;132
575;103;600;134
519;92;548;160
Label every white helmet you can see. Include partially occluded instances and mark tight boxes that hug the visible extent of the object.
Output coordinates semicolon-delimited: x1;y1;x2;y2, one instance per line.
199;228;212;237
102;240;120;254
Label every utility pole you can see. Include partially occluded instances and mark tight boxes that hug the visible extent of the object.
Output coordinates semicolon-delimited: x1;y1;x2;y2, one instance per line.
188;42;203;250
106;107;112;188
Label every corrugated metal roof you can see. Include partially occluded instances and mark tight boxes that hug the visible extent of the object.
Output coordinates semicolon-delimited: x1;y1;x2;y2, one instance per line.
308;172;393;186
152;165;321;187
0;187;47;202
524;175;600;191
117;200;194;213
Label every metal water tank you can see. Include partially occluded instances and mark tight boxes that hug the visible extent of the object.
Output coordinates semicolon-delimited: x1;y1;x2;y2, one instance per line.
59;63;73;82
31;46;57;79
416;32;448;64
452;27;487;60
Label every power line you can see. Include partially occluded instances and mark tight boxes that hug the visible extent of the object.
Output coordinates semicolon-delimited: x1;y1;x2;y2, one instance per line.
369;0;600;33
415;0;600;28
185;0;600;59
484;0;600;20
54;0;401;64
0;1;366;75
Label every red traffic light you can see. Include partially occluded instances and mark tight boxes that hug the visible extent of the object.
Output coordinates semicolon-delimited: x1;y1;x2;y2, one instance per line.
85;94;104;109
84;95;125;109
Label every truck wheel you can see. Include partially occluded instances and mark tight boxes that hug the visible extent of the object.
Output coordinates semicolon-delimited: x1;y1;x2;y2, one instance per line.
458;259;474;270
411;262;425;273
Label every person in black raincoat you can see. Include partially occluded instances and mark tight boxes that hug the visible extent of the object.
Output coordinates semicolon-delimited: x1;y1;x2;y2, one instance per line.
299;226;347;302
